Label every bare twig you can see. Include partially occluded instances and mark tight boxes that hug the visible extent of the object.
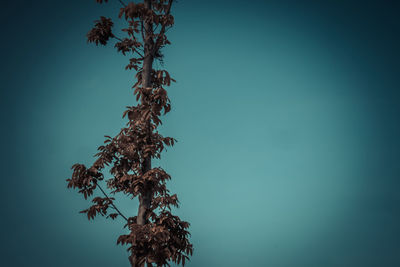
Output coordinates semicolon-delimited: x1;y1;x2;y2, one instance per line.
134;49;144;58
112;35;124;42
95;180;128;221
118;0;127;7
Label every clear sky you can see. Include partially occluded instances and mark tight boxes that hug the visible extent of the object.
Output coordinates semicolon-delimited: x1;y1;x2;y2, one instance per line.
1;0;399;266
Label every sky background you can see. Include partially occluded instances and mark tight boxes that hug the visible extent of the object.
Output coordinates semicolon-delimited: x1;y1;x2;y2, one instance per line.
1;0;399;266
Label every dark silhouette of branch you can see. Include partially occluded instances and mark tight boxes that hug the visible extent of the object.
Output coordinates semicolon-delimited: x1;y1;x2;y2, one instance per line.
112;35;124;42
113;36;144;58
95;180;128;221
118;0;127;7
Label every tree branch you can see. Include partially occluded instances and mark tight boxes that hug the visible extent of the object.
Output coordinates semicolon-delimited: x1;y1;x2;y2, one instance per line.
135;50;144;58
112;35;124;42
117;0;127;7
95;180;128;221
151;0;173;56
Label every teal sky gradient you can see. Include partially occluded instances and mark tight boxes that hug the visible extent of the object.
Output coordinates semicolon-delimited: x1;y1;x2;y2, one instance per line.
1;1;399;266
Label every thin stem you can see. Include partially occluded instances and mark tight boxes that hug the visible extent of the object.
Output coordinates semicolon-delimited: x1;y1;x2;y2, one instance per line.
153;23;159;33
112;35;124;42
134;49;144;58
118;0;127;7
113;36;144;58
95;180;128;221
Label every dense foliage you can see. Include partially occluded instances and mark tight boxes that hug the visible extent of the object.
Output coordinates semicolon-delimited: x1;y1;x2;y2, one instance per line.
66;1;193;266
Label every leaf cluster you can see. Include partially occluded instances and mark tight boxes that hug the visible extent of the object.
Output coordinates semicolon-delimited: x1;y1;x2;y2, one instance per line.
67;1;192;266
118;210;193;267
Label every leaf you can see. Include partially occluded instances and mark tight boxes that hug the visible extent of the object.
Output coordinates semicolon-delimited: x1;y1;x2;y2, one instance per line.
87;17;114;46
107;213;119;220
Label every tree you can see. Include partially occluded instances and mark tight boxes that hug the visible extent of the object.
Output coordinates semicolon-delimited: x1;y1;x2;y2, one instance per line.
66;0;193;266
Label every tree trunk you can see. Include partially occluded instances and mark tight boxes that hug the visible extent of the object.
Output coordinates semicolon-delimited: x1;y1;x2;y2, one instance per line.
130;0;154;266
137;0;154;227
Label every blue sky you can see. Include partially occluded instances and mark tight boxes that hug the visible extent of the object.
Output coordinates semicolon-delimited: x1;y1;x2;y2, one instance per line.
1;0;399;266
